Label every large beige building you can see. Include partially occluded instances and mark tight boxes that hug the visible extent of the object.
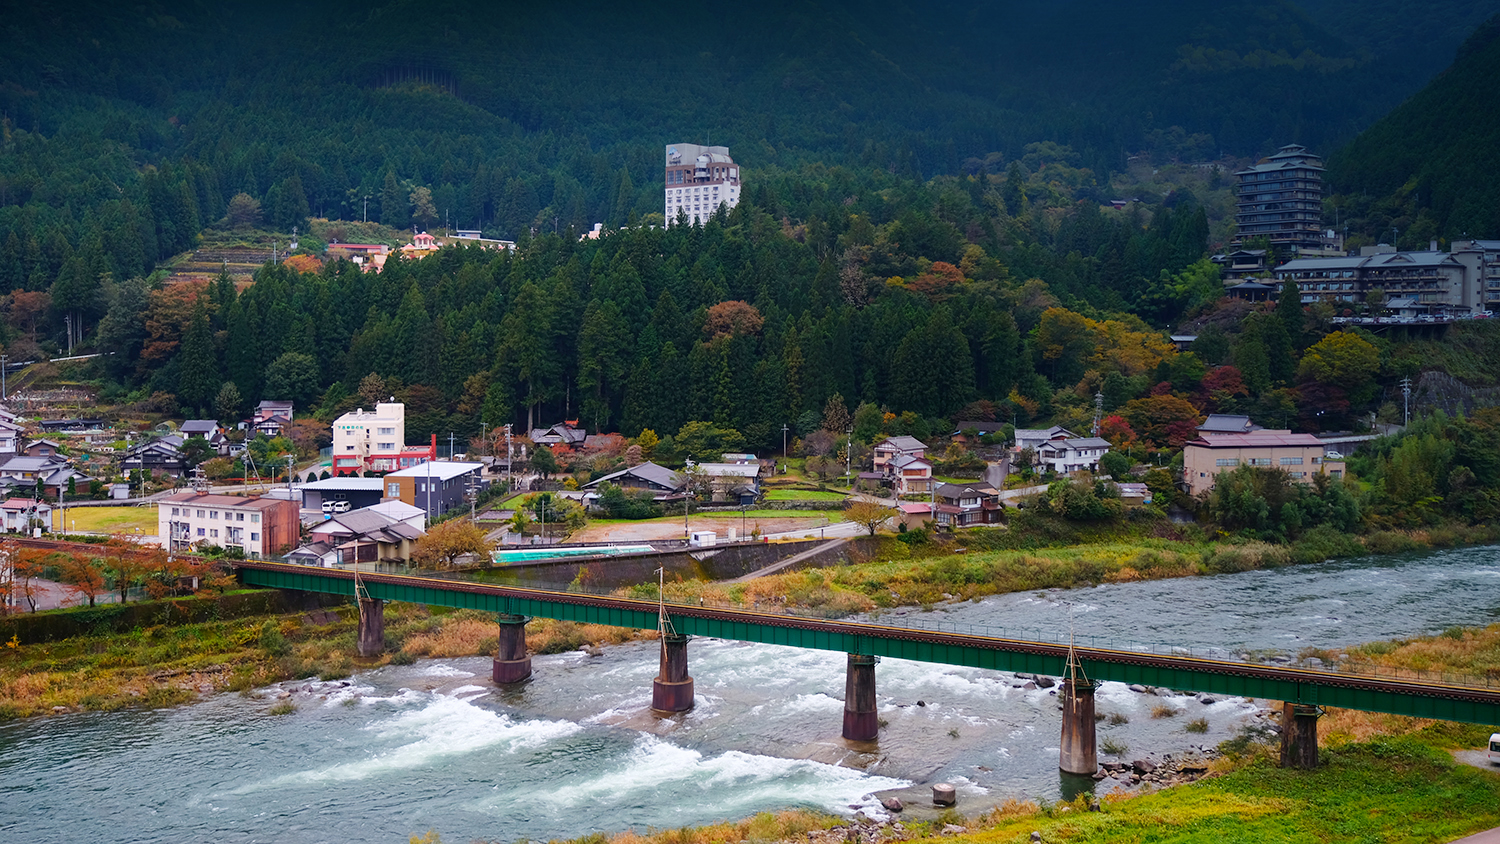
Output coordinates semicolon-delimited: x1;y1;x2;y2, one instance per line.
1182;431;1334;497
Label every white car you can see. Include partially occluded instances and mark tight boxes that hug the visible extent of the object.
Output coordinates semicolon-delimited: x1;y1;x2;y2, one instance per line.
1490;733;1500;765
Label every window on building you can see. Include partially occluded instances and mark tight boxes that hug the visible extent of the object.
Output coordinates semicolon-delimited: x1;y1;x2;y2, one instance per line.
251;514;260;523
378;427;394;436
171;507;179;516
210;529;218;538
197;528;205;537
1215;458;1240;467
1248;458;1272;467
1280;457;1304;465
196;509;205;518
388;483;400;497
251;532;260;542
210;510;218;519
236;513;245;521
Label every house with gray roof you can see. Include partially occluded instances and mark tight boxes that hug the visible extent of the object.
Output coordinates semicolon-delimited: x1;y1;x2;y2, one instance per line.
286;505;427;567
580;461;685;498
1197;414;1262;435
1037;437;1111;475
872;436;927;472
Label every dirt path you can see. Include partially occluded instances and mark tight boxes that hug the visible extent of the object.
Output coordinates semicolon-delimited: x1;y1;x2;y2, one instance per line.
568;514;834;543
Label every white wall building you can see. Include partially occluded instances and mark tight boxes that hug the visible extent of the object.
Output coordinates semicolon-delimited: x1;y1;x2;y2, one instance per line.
157;492;299;557
1037;437;1112;475
332;402;405;475
664;144;741;227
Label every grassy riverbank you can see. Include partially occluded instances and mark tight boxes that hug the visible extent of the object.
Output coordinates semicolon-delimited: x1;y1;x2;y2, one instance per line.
0;598;650;719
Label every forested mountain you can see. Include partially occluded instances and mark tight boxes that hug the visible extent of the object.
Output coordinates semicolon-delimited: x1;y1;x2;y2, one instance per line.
1;1;1497;453
1328;15;1500;247
0;0;1490;253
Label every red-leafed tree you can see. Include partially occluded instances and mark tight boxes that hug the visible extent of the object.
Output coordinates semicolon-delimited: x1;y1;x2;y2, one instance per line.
1198;365;1249;413
1121;394;1203;449
909;261;965;298
1097;415;1137;449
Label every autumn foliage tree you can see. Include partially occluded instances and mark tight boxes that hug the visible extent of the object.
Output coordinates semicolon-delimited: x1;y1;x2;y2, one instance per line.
908;261;964;298
57;553;106;608
845;499;898;536
703;300;764;338
412;518;491;570
1097;415;1137;449
1121;394;1203;449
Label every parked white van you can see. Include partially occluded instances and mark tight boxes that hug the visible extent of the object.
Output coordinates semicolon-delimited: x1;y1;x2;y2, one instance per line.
1490;733;1500;765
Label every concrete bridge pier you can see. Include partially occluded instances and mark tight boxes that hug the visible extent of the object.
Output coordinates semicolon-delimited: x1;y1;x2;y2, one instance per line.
842;654;880;741
491;614;532;684
1059;677;1098;774
1280;703;1322;769
356;598;385;657
651;634;695;713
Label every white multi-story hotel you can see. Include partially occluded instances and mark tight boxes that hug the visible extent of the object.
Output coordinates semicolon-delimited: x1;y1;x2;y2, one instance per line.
664;144;740;226
332;402;405;476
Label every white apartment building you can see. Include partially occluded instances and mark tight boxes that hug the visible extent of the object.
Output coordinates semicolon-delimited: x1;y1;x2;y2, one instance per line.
332;402;406;476
664;144;741;227
157;492;300;557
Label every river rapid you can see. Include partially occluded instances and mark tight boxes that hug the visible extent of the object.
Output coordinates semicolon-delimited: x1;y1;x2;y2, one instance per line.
3;544;1498;844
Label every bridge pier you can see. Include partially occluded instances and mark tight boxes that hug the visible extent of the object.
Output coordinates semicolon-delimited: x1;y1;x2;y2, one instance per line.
651;633;695;713
357;598;384;657
1059;677;1098;774
842;654;879;741
491;614;532;684
1280;703;1322;769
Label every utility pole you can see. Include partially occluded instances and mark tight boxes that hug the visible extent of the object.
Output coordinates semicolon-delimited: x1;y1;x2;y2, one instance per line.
285;454;294;497
448;431;456;460
504;424;513;492
2;353;8;401
1091;389;1104;436
363;196;370;223
845;425;853;488
1401;377;1413;426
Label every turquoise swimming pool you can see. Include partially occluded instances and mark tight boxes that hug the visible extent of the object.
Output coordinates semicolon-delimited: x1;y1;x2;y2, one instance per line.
493;545;654;563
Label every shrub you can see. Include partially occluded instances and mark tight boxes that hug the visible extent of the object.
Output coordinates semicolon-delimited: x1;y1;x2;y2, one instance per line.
258;621;290;657
1101;738;1129;756
268;700;297;716
1185;717;1209;733
1151;703;1178;719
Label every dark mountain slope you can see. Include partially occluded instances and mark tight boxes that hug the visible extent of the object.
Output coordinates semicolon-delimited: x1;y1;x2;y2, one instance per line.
1329;16;1500;242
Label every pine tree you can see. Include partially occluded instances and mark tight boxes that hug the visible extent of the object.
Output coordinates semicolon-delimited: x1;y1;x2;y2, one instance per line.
576;299;632;432
215;381;243;423
176;299;217;413
381;170;407;228
1277;280;1305;351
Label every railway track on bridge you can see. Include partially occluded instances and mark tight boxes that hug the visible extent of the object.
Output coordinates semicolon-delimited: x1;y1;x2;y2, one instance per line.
20;539;1500;721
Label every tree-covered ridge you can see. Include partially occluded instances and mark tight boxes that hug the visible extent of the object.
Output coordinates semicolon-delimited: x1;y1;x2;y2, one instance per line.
1328;15;1500;247
0;0;1494;279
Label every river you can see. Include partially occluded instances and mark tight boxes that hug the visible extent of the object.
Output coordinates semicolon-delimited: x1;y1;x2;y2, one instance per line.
3;545;1497;844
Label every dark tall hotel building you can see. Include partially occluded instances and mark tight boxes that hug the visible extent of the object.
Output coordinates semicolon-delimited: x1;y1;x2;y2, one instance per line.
1232;144;1326;253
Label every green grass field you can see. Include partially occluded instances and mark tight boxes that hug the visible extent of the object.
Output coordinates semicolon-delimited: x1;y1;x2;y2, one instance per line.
763;489;847;501
52;506;158;535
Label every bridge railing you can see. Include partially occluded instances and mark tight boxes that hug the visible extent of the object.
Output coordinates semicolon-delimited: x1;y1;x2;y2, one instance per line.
251;559;1500;693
